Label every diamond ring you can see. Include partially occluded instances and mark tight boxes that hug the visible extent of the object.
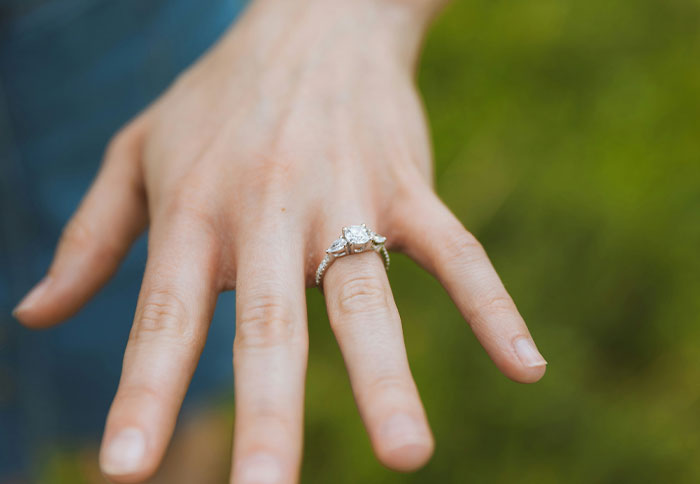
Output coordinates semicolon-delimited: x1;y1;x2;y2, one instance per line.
315;224;390;287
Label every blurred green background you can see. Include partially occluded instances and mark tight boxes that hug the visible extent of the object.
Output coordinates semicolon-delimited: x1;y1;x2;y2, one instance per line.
302;0;700;483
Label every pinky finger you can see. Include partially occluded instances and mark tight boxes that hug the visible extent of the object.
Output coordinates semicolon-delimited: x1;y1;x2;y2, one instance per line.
394;189;547;383
13;118;149;328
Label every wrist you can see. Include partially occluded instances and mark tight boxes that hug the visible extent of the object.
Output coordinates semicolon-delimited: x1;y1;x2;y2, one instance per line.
227;0;442;71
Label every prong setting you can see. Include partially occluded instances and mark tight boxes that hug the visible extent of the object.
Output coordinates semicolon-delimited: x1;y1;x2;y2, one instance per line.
315;224;389;286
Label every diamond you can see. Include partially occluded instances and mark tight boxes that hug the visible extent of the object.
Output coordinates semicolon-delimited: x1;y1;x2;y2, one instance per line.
327;238;347;254
372;234;386;244
343;225;371;244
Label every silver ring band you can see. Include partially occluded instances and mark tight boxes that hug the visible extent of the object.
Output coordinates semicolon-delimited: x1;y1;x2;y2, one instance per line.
315;224;389;287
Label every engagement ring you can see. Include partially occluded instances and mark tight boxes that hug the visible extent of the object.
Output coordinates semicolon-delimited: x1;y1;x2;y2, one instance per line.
315;224;389;287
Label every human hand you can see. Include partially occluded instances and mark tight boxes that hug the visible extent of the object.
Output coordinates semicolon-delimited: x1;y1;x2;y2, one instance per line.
13;0;546;482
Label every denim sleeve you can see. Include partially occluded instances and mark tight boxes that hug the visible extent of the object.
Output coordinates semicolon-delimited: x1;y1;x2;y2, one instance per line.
0;0;245;477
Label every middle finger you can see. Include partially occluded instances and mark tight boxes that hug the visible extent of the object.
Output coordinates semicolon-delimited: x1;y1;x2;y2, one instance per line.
231;221;308;484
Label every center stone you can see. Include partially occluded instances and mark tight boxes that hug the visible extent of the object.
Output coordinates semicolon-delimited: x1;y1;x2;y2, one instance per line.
344;225;371;244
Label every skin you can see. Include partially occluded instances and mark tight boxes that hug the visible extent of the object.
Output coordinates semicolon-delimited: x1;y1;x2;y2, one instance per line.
13;0;547;482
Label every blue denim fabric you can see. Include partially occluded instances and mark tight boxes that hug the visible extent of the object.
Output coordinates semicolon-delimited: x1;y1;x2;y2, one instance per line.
0;0;245;477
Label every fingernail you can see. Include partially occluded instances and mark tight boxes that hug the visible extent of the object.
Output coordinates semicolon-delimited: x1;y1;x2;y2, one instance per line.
13;276;52;317
513;337;547;368
238;453;282;484
100;427;146;476
380;413;425;450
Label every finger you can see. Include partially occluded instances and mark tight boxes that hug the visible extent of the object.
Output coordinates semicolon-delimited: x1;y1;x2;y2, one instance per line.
395;189;547;383
13;118;149;328
322;229;433;472
230;222;308;484
99;212;221;483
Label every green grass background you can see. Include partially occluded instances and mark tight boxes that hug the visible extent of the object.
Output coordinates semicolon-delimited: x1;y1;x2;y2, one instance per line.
302;0;700;482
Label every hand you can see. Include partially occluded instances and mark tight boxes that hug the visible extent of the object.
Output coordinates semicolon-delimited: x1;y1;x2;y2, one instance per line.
13;0;546;482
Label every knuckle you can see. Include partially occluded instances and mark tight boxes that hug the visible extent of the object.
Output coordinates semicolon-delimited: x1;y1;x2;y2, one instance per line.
61;216;122;262
232;413;295;454
334;273;388;316
60;216;93;250
245;406;293;431
161;182;218;233
235;295;297;349
164;183;211;217
260;154;297;178
368;373;408;394
359;372;415;407
246;152;301;192
474;294;518;320
441;227;485;266
132;289;195;344
117;382;167;407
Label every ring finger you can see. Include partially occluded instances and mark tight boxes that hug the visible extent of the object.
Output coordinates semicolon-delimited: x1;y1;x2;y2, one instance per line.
320;223;433;472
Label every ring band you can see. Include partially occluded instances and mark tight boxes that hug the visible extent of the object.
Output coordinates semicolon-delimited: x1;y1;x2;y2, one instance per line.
315;224;389;287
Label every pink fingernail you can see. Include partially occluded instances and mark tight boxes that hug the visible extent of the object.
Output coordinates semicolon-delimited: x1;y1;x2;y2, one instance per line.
513;337;547;368
100;427;146;476
13;276;52;317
